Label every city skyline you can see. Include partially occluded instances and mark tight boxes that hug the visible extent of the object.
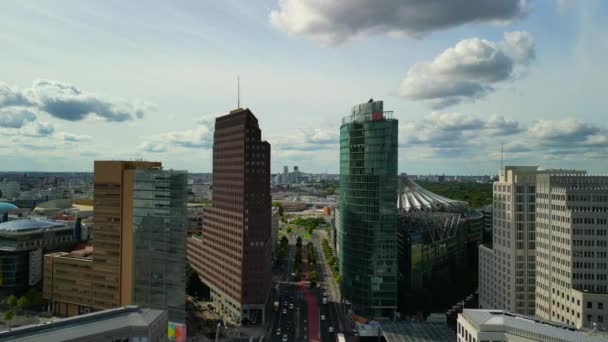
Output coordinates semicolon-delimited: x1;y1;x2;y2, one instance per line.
1;1;608;175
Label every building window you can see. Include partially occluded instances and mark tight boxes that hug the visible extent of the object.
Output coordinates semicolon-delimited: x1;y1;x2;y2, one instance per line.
588;302;593;309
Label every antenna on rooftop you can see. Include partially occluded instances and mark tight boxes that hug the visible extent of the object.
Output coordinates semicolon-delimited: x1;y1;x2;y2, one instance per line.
237;76;241;109
500;142;504;170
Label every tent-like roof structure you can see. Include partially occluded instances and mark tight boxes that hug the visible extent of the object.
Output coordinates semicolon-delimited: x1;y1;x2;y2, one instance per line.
398;177;467;212
0;202;18;213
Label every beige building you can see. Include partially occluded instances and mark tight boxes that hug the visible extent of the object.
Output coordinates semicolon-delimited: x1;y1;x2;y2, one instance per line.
45;161;191;321
535;173;608;329
479;166;540;315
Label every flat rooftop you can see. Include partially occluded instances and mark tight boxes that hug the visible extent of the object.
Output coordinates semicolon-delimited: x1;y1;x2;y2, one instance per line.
381;321;456;342
0;306;166;342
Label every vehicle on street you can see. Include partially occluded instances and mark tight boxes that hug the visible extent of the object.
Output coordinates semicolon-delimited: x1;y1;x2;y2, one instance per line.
321;314;326;321
323;292;328;297
337;333;346;342
322;297;327;305
274;301;279;311
289;303;294;310
282;309;287;314
276;328;281;335
328;326;334;333
282;334;288;342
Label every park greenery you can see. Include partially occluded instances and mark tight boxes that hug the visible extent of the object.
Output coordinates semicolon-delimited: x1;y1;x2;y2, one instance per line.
293;237;303;281
417;181;492;208
290;217;326;235
307;242;318;288
322;239;340;282
277;236;289;266
272;201;284;216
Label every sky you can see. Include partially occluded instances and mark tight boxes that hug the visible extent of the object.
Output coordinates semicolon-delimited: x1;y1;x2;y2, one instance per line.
1;0;607;175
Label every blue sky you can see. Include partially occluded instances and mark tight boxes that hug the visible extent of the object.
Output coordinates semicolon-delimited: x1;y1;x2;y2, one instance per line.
1;0;607;175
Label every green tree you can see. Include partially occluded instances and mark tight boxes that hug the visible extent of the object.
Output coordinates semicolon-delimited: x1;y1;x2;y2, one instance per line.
6;295;17;306
272;201;284;216
286;227;292;233
3;309;14;330
16;296;28;310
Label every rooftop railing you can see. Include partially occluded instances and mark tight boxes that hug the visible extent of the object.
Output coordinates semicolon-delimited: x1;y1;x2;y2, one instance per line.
341;111;395;125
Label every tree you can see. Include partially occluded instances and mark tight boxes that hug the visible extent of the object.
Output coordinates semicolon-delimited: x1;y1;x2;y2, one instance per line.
286;227;292;233
3;309;14;330
16;296;28;310
6;295;17;306
272;201;284;216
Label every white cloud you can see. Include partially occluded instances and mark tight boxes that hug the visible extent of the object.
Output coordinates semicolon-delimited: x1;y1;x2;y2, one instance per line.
0;107;36;128
139;141;168;153
270;0;527;45
400;31;535;108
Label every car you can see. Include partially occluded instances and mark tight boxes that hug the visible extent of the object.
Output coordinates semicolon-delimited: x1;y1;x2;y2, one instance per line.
289;303;294;310
328;326;334;333
322;297;327;305
276;328;281;335
323;291;328;297
282;334;288;342
321;315;326;321
282;309;287;314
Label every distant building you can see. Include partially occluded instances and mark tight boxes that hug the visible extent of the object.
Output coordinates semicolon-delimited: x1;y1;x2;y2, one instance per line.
0;181;20;200
293;166;300;184
535;173;608;330
339;100;398;319
0;305;169;342
381;320;456;342
194;108;272;325
0;218;77;294
458;309;608;342
44;161;188;323
283;166;289;185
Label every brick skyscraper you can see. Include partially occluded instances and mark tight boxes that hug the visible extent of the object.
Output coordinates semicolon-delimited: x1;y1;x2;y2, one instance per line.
198;108;272;324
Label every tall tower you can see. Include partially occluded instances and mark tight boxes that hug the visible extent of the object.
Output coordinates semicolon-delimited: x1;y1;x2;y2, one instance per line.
339;100;398;319
91;161;162;309
479;166;539;315
199;108;272;324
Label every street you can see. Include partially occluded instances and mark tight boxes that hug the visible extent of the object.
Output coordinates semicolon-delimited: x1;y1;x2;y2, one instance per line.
268;228;353;342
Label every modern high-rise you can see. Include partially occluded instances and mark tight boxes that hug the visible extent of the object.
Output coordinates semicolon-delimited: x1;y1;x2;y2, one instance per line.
535;173;608;329
293;166;300;183
197;108;272;324
283;166;289;185
132;169;188;323
479;166;540;315
338;100;398;319
90;161;162;310
45;161;188;322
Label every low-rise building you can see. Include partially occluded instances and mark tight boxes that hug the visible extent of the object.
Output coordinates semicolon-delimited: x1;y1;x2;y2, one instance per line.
457;309;608;342
0;218;77;294
0;305;169;342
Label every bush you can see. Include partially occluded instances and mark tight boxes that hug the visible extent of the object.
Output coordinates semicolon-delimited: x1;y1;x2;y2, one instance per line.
7;295;17;306
286;227;292;233
3;310;14;321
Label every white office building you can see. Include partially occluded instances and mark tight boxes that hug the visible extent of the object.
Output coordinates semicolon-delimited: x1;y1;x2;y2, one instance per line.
535;173;608;329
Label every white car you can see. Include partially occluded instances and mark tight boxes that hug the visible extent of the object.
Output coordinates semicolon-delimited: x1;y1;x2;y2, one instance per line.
276;328;281;335
282;334;288;342
289;303;294;310
282;309;287;314
321;314;326;321
328;326;334;333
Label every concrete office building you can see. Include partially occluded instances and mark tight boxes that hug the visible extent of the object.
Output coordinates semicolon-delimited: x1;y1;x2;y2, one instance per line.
196;108;272;325
479;166;541;316
535;173;608;329
0;305;168;342
283;166;289;185
338;100;398;319
45;161;188;322
293;166;300;184
458;309;608;342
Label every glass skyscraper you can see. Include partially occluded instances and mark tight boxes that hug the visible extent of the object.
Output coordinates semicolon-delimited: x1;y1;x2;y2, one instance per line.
132;169;188;323
339;100;398;319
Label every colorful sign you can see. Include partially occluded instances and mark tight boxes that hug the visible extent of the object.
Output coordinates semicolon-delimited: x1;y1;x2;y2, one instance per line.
168;321;187;342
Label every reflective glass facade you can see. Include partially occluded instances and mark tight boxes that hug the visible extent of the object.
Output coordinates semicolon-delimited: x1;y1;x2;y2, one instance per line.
339;100;398;318
132;170;188;323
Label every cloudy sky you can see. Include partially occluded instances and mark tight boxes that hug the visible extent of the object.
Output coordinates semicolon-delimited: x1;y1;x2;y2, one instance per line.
1;0;607;175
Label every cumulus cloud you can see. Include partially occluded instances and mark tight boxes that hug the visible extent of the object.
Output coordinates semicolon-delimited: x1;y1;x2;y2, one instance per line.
139;141;168;153
272;128;338;151
57;132;92;142
0;79;152;122
400;31;535;108
0;107;36;128
528;119;600;143
270;0;527;45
